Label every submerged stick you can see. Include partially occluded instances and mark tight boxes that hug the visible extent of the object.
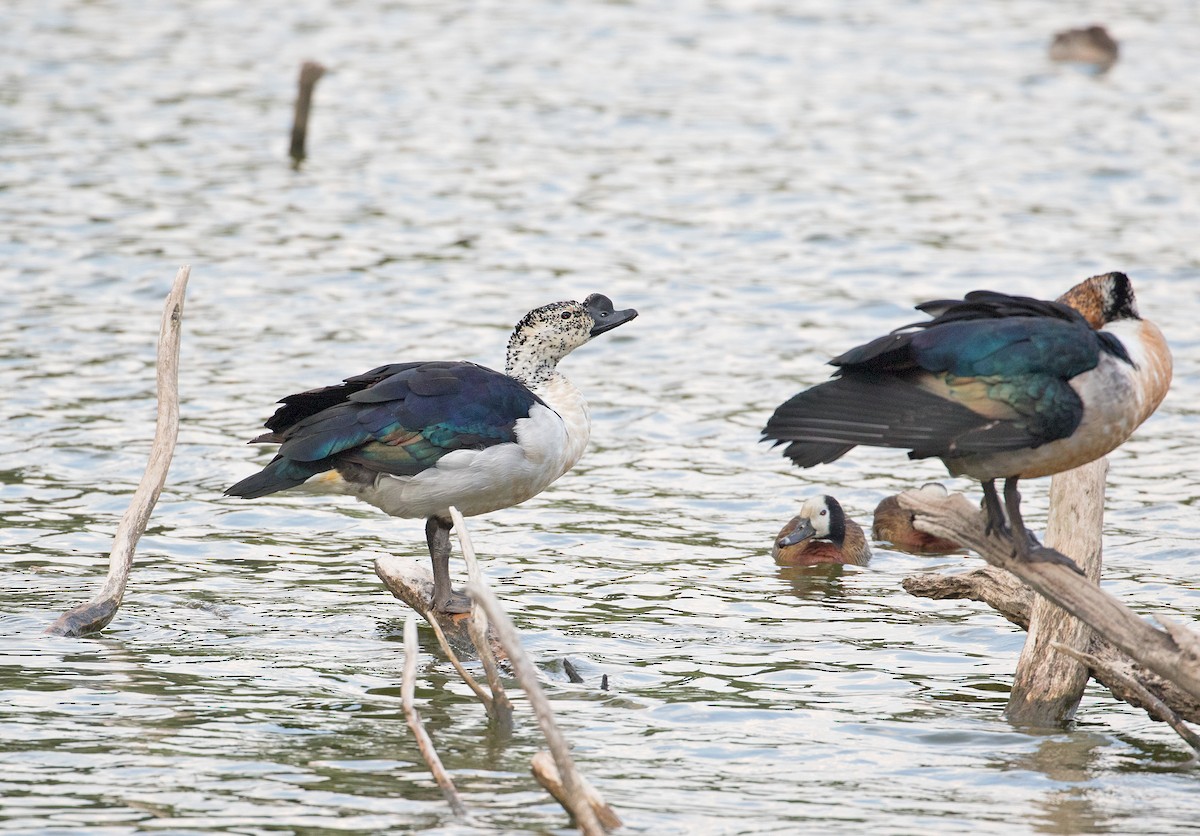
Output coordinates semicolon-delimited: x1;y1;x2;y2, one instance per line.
46;266;190;637
402;614;467;817
467;581;608;836
289;60;326;163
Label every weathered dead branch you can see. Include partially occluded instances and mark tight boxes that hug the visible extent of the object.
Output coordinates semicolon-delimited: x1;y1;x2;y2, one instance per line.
1052;642;1200;759
532;751;623;831
402;614;467;817
375;554;478;647
46;266;190;637
467;580;610;835
902;565;1200;723
900;488;1200;722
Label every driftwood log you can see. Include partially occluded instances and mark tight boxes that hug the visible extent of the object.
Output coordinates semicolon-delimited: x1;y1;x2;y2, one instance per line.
899;488;1200;742
46;266;190;637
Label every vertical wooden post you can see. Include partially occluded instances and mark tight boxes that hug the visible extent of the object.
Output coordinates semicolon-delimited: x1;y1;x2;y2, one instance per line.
1005;458;1108;726
289;60;326;164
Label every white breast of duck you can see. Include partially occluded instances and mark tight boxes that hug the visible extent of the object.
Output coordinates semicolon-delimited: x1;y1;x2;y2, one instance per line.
950;316;1172;481
359;372;591;519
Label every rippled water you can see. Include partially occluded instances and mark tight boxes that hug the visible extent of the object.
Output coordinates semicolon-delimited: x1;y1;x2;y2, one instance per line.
4;0;1200;832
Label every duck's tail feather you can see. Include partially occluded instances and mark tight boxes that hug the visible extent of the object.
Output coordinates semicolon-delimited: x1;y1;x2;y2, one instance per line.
225;456;329;498
762;374;1029;468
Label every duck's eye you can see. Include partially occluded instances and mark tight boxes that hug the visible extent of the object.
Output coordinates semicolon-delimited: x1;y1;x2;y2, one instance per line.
820;510;827;516
560;311;573;320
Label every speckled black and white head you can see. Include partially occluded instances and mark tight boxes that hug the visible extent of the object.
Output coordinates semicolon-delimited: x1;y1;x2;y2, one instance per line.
776;494;846;548
505;293;637;384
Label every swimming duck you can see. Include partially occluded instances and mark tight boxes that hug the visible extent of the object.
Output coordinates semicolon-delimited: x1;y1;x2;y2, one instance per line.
773;495;871;566
762;273;1171;564
1049;25;1119;72
226;293;638;613
872;484;962;554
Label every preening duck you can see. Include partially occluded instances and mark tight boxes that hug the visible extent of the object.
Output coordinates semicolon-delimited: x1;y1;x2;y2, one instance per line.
762;273;1171;564
872;484;962;555
773;495;871;566
226;293;638;613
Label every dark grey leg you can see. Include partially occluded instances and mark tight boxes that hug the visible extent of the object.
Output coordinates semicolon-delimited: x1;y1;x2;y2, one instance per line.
425;515;471;613
1003;478;1083;574
981;479;1007;536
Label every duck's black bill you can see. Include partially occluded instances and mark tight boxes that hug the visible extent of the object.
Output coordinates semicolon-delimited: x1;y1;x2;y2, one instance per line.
584;293;638;336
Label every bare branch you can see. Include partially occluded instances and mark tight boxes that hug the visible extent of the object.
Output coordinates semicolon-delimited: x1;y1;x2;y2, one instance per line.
1052;642;1200;759
901;489;1200;704
449;506;514;728
47;266;190;637
532;751;623;831
402;615;467;817
425;612;494;713
467;580;608;836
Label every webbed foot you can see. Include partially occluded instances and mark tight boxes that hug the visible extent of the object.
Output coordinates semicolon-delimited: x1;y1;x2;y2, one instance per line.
433;588;473;614
1023;544;1085;576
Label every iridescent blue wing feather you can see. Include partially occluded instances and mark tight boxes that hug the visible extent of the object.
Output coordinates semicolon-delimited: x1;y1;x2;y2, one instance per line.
764;292;1127;467
226;361;544;498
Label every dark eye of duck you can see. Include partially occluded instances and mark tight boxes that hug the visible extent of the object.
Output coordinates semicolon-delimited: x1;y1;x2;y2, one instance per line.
560;311;573;319
820;509;827;516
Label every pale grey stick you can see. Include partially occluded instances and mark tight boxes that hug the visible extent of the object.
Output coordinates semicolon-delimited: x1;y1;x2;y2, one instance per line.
47;266;190;637
467;581;607;836
531;751;623;831
402;615;467;817
425;611;495;713
448;506;514;726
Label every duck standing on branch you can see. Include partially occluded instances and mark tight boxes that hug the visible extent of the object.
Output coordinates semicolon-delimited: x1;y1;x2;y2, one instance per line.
774;495;871;567
762;273;1171;566
226;294;638;613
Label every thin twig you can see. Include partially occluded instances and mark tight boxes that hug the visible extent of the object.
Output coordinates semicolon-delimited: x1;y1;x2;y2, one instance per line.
467;580;608;836
47;266;190;637
449;506;514;727
402;615;467;816
425;610;494;713
1051;642;1200;759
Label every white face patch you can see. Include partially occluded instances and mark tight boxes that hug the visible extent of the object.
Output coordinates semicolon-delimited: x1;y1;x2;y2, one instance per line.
799;496;832;537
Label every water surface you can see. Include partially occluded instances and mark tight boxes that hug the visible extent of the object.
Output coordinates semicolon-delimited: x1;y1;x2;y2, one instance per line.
3;0;1200;833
